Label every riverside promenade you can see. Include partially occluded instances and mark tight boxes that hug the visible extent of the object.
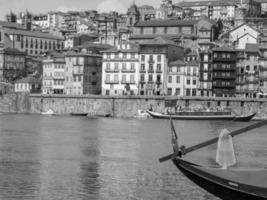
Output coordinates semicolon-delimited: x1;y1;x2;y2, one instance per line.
0;93;267;119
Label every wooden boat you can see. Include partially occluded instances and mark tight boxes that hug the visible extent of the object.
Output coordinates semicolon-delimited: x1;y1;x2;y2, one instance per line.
159;119;267;200
70;113;88;116
146;110;235;120
233;112;256;122
173;158;267;200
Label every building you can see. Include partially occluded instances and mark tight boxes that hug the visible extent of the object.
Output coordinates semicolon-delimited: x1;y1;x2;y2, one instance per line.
0;47;26;83
177;0;236;20
236;44;260;98
138;5;155;21
259;46;267;97
212;46;236;97
198;42;218;97
0;27;64;56
42;52;65;94
64;52;102;95
15;76;41;93
138;37;184;95
220;23;260;49
131;17;217;49
101;43;139;95
167;53;199;96
126;2;140;30
64;34;97;49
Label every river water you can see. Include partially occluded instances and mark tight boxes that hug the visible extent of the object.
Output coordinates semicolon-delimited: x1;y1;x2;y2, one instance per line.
0;114;266;200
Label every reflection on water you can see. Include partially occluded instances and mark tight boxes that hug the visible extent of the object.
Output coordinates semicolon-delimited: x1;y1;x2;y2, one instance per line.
0;114;266;200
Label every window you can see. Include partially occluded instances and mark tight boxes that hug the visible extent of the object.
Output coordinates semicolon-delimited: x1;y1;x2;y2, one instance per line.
107;53;110;59
122;74;126;83
131;63;135;71
122;63;126;71
130;75;135;83
140;74;145;81
167;88;172;95
115;63;119;71
141;55;145;61
214;53;217;58
192;89;196;96
175;88;180;95
186;88;191;96
193;79;197;85
106;63;110;70
168;76;172;83
176;76;180;83
141;64;145;71
131;53;135;59
106;74;110;82
177;67;180;72
114;74;119;82
187;79;190;85
246;65;250;71
148;74;153;82
157;55;161;62
123;53;126;59
157;64;161;72
149;64;153;71
254;65;257;71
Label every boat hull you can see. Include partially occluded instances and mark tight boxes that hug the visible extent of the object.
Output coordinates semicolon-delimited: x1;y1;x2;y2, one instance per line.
172;158;267;200
233;113;256;122
146;110;235;120
70;113;88;116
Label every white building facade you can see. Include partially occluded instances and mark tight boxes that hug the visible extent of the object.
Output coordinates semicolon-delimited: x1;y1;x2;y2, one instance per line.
101;43;139;95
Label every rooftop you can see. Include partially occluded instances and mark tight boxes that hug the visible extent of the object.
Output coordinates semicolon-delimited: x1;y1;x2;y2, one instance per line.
177;0;236;7
0;21;26;30
169;59;185;66
245;43;260;53
135;19;198;27
15;76;40;84
5;28;64;40
139;36;180;46
213;45;235;52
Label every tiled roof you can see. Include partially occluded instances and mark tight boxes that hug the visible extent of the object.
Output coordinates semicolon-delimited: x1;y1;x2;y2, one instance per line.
138;5;154;9
5;29;64;40
4;47;25;55
139;36;179;46
227;23;260;35
213;45;235;52
130;33;196;40
65;51;102;57
15;77;40;84
0;21;25;30
245;43;259;53
135;19;198;27
169;59;185;66
77;42;113;49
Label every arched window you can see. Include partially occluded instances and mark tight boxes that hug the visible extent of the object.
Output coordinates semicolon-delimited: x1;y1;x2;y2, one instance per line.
53;41;56;49
44;41;47;50
25;38;28;48
48;41;51;50
40;40;43;49
30;38;33;48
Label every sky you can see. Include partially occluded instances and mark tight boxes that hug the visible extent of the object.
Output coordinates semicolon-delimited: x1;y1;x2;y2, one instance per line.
0;0;167;19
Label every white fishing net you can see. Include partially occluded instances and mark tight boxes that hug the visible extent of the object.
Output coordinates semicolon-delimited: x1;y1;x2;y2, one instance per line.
216;128;236;169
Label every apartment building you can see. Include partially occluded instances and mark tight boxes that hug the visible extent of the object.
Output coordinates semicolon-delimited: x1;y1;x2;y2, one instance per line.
101;43;139;95
236;44;260;98
64;52;102;95
42;53;65;94
0;47;26;83
212;46;237;97
139;37;184;95
0;27;64;56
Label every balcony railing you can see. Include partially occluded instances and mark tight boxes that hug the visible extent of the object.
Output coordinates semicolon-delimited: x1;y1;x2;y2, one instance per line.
73;69;84;75
105;80;119;84
105;69;119;73
139;69;146;73
121;69;136;73
121;80;136;84
148;59;155;64
148;69;154;73
156;69;162;73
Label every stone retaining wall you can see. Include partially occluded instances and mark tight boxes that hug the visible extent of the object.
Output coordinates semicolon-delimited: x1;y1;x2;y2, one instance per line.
1;93;267;119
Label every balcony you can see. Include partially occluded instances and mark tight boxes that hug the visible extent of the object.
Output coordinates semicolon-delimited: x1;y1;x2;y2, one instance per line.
105;80;119;84
73;69;84;75
139;69;146;73
121;80;136;84
156;69;162;73
147;80;154;84
105;68;119;73
156;80;162;84
139;80;146;84
148;69;154;73
121;69;136;73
